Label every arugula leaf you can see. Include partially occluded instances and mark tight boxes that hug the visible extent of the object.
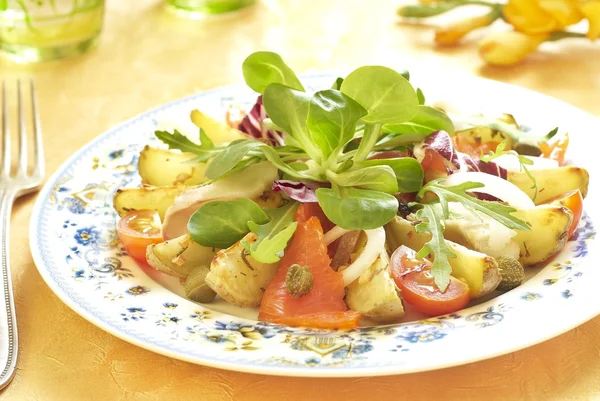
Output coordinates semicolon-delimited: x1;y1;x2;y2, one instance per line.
419;180;531;231
329;165;399;193
242;52;304;94
413;203;455;291
306;89;367;159
316;187;398;230
199;128;215;150
382;105;455;135
243;203;300;263
188;199;269;249
340;66;419;124
155;129;216;162
356;157;424;192
205;139;265;180
263;84;323;162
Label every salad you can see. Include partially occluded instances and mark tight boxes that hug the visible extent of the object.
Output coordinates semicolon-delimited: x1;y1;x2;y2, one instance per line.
113;51;589;329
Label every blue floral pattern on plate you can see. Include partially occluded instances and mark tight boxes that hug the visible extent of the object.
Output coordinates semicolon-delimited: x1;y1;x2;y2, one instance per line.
29;74;600;377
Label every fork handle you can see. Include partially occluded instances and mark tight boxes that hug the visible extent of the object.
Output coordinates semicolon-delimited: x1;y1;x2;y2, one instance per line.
0;191;17;390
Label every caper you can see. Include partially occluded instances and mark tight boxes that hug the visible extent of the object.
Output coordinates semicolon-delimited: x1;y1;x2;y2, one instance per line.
514;140;542;157
184;265;216;303
285;264;313;298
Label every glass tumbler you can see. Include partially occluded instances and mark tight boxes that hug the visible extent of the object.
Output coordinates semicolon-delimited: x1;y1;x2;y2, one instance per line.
166;0;257;17
0;0;105;63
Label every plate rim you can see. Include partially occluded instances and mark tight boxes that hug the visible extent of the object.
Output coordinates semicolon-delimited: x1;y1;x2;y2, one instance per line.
29;73;600;377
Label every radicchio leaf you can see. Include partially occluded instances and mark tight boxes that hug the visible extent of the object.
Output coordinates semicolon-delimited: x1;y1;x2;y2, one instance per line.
238;96;285;146
272;180;329;203
422;131;507;179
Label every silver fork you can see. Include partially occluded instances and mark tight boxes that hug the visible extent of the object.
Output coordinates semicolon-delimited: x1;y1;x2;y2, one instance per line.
0;79;44;390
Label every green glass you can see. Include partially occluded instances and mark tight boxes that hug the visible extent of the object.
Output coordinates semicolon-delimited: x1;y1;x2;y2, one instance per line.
0;0;104;63
166;0;257;16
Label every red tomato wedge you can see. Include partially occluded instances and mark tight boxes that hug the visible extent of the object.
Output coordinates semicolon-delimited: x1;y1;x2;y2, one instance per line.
258;210;360;329
546;190;583;239
420;148;448;183
390;245;470;317
117;210;163;263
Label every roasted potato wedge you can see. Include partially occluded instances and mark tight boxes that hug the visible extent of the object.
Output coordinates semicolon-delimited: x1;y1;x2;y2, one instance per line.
138;146;208;187
146;234;216;278
345;234;405;323
455;126;514;150
190;109;247;145
508;166;589;204
113;186;186;220
512;204;573;266
205;233;279;308
385;217;501;298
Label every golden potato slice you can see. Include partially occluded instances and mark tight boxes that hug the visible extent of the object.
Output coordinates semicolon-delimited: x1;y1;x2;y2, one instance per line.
508;166;589;204
190;109;247;145
146;234;215;278
113;186;186;220
513;204;573;266
345;249;405;323
138;146;208;187
205;233;279;308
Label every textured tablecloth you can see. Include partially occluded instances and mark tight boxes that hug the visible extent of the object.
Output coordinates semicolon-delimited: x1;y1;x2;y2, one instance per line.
1;1;599;399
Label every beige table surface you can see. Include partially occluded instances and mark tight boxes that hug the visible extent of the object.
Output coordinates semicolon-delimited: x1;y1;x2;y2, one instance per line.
1;0;600;400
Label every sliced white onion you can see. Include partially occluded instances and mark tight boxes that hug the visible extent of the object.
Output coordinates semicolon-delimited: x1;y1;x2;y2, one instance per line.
324;226;351;246
442;171;535;209
493;154;559;172
341;227;386;286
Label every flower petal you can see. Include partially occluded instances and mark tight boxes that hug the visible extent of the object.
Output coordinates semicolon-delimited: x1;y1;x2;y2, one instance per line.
538;0;584;27
580;1;600;40
435;14;497;45
504;0;560;34
479;30;548;66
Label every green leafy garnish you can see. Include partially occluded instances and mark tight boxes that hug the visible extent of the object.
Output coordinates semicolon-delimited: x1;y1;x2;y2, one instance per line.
242;51;304;94
316;187;399;230
204;139;265;180
416;88;426;105
413;203;455;291
154;129;217;162
188;199;269;248
418;179;531;231
382;105;455;135
243;202;300;263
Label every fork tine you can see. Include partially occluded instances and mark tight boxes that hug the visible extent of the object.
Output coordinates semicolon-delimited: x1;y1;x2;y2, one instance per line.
30;79;43;178
1;81;10;178
17;79;27;175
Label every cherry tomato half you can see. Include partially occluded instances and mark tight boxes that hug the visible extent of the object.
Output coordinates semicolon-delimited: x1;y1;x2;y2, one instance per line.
390;245;470;317
117;210;163;263
546;190;583;239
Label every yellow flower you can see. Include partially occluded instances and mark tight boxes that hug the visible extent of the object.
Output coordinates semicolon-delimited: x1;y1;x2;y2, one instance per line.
435;14;498;45
504;0;584;34
580;1;600;39
479;30;548;65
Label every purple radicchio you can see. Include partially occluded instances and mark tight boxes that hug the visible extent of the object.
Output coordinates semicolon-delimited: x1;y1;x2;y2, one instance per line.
421;131;507;179
238;96;285;146
272;180;330;203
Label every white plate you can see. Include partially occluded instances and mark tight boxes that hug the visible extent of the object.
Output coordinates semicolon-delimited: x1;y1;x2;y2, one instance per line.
30;73;600;377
